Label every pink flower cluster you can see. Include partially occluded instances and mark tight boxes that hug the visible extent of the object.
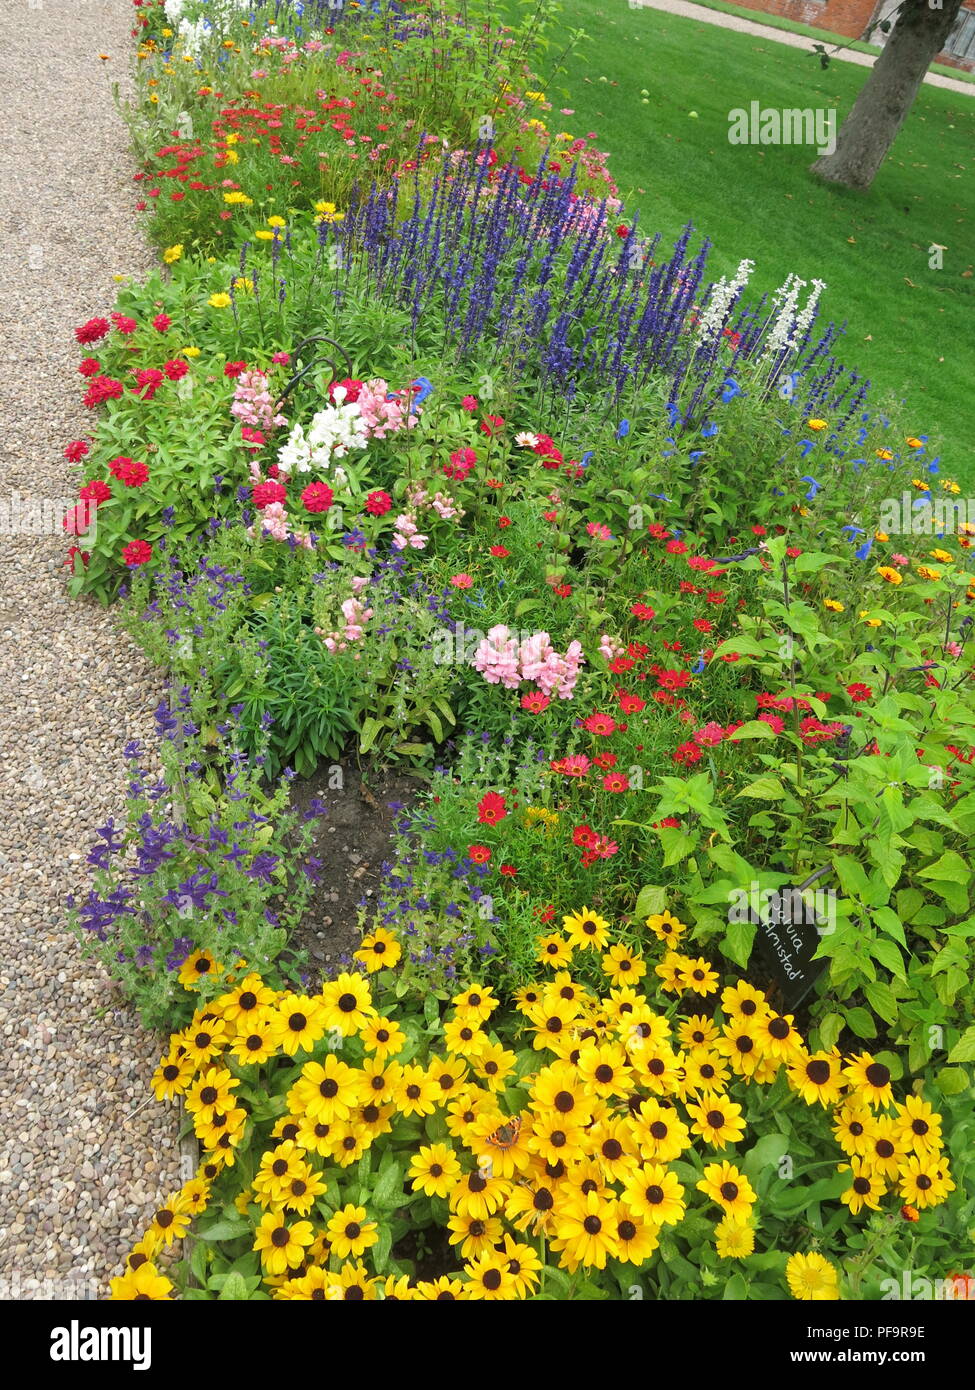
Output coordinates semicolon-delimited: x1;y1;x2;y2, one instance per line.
355;378;419;439
246;502;313;549
472;625;585;699
231;370;287;433
316;579;373;655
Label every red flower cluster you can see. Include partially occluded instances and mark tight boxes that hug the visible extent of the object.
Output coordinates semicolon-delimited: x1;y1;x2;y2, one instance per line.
109;456;149;487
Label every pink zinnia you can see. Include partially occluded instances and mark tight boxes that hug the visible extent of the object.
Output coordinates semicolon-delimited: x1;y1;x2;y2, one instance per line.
521;692;550;713
450;573;474;589
460;395;477;412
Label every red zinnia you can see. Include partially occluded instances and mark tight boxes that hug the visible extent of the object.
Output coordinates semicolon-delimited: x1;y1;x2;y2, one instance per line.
631;603;656;621
846;683;873;702
64;440;90;462
479;414;505;436
79;479;112;506
602;772;629;792
111;314;138;335
572;824;597;849
151;313;171;332
300;482;334;513
252;481;287;509
499;864;518;877
583;712;617;736
329;377;363;403
468;845;491;864
476;792;508;826
122;539;153;566
164;358;189;381
224;361;248;378
109;457;149;487
78;357;101;378
490;545;510;558
364;490;392;517
521;692;550;713
75;318;110;344
617;693;645;714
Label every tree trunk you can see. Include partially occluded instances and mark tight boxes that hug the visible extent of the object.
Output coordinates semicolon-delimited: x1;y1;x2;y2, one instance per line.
811;0;963;190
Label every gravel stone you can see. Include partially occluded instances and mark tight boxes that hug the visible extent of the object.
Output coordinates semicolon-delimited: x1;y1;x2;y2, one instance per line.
0;1;181;1299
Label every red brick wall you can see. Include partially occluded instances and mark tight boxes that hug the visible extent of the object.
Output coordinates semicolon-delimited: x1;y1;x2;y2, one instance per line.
736;0;975;70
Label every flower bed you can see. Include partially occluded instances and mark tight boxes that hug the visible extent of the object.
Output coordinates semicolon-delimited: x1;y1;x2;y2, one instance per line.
63;0;975;1301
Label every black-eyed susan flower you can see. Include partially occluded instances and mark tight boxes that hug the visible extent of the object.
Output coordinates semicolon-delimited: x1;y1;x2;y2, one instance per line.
681;1049;731;1098
645;909;686;945
185;1066;239;1119
320;972;374;1037
443;1016;488;1058
844;1051;895;1108
229;1007;278;1066
274;1266;336;1301
839;1158;886;1215
621;1163;685;1227
677;1014;720;1050
151;1049;195;1101
354;926;402;973
562;906;610;951
219;973;277;1030
630;1043;683;1096
786;1049;846;1107
281;1165;328;1217
551;1189;620;1269
448;1166;511;1221
357;1056;403;1107
109;1263;174;1300
464;1251;519;1299
359;1015;406;1060
715;1218;755;1260
194;1105;248;1153
601;943;647;986
697;1161;756;1220
355;1101;395;1143
446;1210;503;1259
861;1116;910;1180
179;1012;229;1068
470;1041;516;1092
409;1143;462;1198
536;933;574;968
531;1059;591;1124
686;1096;746;1149
147;1194;192;1247
590;1115;639;1180
576;1040;631;1099
526;996;581;1051
413;1276;467;1301
178;949;223;990
252;1142;306;1209
445;1085;496;1140
614;1208;661;1264
682;956;720;997
328;1124;369;1168
451;984;499;1023
326;1205;378;1259
395;1064;439;1117
832;1102;876;1157
497;1233;543;1297
469;1111;532;1181
627;1097;691;1163
753;1012;804;1062
513;984;543;1012
720;981;772;1023
333;1261;378;1300
270;993;327;1056
785;1251;839;1301
505;1179;558;1234
897;1154;953;1209
379;1275;416;1301
716;1019;765;1078
543;970;592;1012
894;1095;943;1156
288;1055;359;1124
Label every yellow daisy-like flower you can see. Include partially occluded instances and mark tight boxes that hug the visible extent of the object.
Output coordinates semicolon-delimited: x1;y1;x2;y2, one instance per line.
786;1049;846;1107
320;972;374;1036
686;1096;746;1149
875;448;893;461
930;549;953;564
447;1210;504;1260
151;1048;195;1102
575;1041;631;1098
840;1158;886;1215
806;418;827;431
753;1012;804;1063
916;565;941;581
682;956;720;997
677;1014;720;1050
862;1116;910;1179
464;1251;519;1299
270;994;327;1056
832;1102;876;1157
536;933;574;968
222;190;253;206
785;1251;840;1301
874;529;889;542
824;598;845;612
645;909;686;944
163;244;183;264
897;1154;953;1209
409;1143;462;1197
627;1097;691;1163
697;1161;756;1219
208;293;232;309
470;1040;517;1092
359;1015;406;1059
600;943;647;986
550;1189;620;1270
354;927;401;974
148;1194;192;1247
905;436;924;448
229;1007;279;1066
413;1276;467;1301
621;1163;685;1228
681;1048;731;1098
876;565;902;585
177;949;222;990
843;1051;894;1108
288;1054;360;1124
254;229;275;241
451;984;499;1023
894;1094;943;1156
326;1205;378;1260
218;973;277;1030
395;1063;439;1117
109;1263;174;1300
179;1012;229;1068
562;906;611;951
715;1218;755;1259
185;1066;239;1118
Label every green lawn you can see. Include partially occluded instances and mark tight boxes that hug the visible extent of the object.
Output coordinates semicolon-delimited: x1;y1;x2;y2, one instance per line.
531;0;974;475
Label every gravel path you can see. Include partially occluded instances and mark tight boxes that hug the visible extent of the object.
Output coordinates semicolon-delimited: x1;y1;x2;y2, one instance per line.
0;2;182;1297
633;0;975;97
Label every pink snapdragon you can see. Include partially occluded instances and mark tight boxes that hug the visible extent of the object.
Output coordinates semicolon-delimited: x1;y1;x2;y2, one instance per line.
391;513;429;550
231;370;287;433
472;625;586;699
599;633;624;663
356;378;419;439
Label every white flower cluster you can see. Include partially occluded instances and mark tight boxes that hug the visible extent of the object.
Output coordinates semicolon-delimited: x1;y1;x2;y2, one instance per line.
163;0;254;58
694;259;754;350
762;274;827;360
276;392;368;479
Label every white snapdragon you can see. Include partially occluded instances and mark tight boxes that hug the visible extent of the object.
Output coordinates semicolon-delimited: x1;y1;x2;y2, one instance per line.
694;259;754;350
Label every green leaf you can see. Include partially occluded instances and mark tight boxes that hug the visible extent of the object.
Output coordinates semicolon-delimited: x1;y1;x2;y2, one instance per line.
359;716;384;754
633;885;667;920
218;1271;249;1301
371;1155;404;1210
947;1027;975;1065
844;1006;877;1040
863;981;899;1025
721;918;756;970
743;1133;791;1182
870;937;906;980
198;1213;251;1242
727;720;776;739
736;776;785;800
817;1012;845;1051
935;1067;970;1096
